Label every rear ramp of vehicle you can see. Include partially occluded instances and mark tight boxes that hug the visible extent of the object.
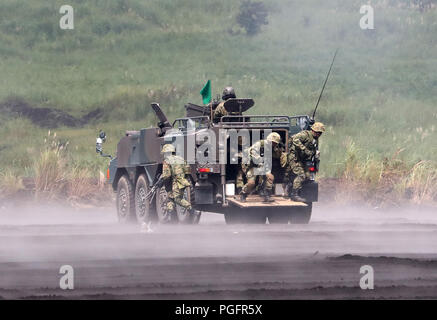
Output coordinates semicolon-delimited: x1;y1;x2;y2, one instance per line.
227;195;307;208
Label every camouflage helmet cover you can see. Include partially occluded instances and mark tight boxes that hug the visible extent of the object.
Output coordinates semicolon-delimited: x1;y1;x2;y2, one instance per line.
266;132;281;144
311;122;326;133
161;144;176;154
222;86;236;100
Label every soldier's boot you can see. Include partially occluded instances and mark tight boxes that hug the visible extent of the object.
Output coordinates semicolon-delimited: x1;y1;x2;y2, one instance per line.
289;189;306;202
263;189;274;203
239;192;248;202
283;183;292;198
236;187;242;195
187;206;198;216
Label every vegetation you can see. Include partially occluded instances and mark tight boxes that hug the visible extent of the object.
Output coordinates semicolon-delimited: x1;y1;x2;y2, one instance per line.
0;0;436;205
0;169;24;197
236;1;269;36
335;140;437;206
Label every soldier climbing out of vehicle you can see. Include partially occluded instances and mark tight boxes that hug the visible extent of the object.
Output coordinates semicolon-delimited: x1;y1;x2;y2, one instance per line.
213;86;237;122
231;135;249;194
284;122;325;202
160;144;194;219
240;132;284;203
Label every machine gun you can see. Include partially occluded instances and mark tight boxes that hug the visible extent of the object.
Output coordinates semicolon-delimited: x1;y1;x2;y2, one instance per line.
145;174;165;204
151;103;172;136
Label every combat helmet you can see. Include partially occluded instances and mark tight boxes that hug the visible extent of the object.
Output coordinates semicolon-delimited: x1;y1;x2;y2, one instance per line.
161;144;175;154
222;86;236;100
266;132;281;144
311;122;325;133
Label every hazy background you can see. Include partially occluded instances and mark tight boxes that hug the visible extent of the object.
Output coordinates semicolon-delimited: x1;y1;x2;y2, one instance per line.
0;0;435;202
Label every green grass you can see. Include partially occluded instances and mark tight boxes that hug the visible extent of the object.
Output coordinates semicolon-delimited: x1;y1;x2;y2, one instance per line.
0;0;436;182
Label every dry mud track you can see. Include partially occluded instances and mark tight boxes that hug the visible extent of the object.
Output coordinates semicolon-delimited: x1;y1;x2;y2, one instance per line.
0;205;436;299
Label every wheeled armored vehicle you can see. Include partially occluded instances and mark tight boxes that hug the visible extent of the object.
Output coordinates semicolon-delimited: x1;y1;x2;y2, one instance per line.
100;99;319;225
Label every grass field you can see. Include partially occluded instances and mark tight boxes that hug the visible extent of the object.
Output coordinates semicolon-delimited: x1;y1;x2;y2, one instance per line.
0;0;436;204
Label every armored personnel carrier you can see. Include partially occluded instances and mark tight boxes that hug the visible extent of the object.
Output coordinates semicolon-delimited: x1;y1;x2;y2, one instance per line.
98;98;319;225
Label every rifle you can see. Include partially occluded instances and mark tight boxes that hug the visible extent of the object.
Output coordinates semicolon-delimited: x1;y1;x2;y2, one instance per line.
311;49;339;122
277;141;285;152
145;174;164;204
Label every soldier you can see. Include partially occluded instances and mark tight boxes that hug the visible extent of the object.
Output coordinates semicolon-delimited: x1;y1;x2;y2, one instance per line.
240;132;283;203
285;122;325;202
160;144;193;215
231;136;248;194
213;86;236;122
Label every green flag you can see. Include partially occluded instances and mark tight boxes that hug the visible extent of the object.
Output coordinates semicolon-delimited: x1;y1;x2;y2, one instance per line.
200;80;211;105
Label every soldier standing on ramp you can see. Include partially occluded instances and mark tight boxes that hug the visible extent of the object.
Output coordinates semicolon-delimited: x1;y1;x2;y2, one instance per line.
239;132;283;203
161;144;193;215
284;122;325;202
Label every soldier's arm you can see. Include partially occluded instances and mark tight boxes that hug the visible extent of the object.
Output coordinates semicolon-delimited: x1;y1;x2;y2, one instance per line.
292;132;313;158
250;142;262;165
213;104;227;120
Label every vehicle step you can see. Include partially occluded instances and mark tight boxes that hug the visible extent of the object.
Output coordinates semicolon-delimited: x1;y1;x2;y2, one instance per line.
227;195;307;208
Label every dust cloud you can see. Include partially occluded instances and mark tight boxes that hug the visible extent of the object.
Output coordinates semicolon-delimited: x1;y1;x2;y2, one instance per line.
1;202;436;299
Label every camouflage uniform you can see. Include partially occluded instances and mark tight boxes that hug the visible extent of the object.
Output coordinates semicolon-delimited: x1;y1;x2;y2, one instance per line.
213;101;228;122
285;130;318;192
162;154;192;212
234;149;246;190
214;87;238;122
241;139;282;194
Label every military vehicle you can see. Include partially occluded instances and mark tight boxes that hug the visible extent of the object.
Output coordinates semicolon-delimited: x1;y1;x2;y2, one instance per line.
97;51;338;225
97;98;319;225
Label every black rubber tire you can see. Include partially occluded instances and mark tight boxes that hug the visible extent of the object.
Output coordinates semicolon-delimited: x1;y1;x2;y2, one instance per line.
116;175;136;223
135;174;157;224
289;203;312;224
268;208;290;224
176;187;201;224
248;214;267;224
224;209;242;224
155;186;178;224
224;207;266;225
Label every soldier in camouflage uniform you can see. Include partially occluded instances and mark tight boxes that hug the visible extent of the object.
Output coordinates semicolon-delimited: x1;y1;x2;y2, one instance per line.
231;136;248;194
213;86;236;122
284;122;325;202
240;132;283;203
161;144;193;214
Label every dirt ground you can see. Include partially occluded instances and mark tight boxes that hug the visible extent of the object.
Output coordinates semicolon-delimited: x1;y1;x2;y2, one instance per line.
0;203;436;299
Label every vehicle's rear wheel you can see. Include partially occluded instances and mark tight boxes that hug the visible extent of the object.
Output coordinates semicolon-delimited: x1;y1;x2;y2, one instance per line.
268;208;290;224
289;203;312;224
135;174;157;224
224;207;266;225
176;187;201;224
156;187;178;224
116;175;136;223
224;209;242;224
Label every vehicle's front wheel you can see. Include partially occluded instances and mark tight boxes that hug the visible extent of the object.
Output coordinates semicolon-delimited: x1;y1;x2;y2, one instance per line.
116;175;136;223
176;187;201;224
156;187;178;224
135;174;157;224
